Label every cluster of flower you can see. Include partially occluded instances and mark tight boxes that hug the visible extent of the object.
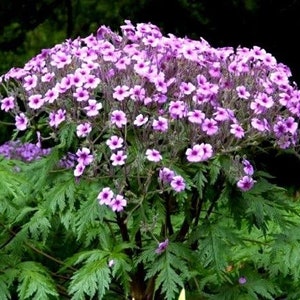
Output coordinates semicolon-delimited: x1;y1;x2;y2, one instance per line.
0;139;77;170
97;187;127;212
1;20;300;209
0;140;50;162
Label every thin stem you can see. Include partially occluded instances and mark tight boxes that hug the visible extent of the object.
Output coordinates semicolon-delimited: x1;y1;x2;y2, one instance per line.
0;222;77;271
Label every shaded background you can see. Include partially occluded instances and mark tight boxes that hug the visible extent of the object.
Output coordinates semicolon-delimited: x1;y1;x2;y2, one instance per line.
1;0;300;83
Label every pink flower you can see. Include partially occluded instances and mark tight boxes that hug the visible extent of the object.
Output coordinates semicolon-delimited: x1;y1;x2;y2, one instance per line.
236;85;250;99
76;147;93;166
186;143;213;162
28;94;44;110
186;144;203;162
179;82;196;95
109;194;127;212
187;110;205;124
84;74;101;89
1;96;15;112
113;85;130;101
44;88;59;103
23;74;38;91
213;107;233;121
146;149;162;162
76;123;92;138
74;163;85;177
130;85;145;101
285;116;298;134
41;72;55;83
251;118;269;132
115;56;131;70
170;175;186;192
110;110;127;128
106;135;124;150
201;118;218;135
73;87;89;102
237;176;255;191
168;100;187;119
254;92;274;108
84;99;103;116
230;123;245;139
152;116;168;132
49;109;66;128
15;113;28;131
97;187;114;205
134;114;148;126
50;51;72;69
110;150;127;166
242;159;254;176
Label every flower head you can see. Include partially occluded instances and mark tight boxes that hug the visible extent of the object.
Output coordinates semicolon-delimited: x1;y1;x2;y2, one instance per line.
109;194;127;212
237;176;255;191
146;149;162;162
155;239;169;254
97;187;114;205
110;150;127;166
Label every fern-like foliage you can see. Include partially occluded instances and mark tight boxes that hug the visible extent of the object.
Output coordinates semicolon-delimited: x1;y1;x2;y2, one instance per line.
17;261;59;300
67;250;111;300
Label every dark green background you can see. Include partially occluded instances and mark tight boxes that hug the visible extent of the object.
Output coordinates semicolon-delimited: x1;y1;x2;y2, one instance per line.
1;0;300;82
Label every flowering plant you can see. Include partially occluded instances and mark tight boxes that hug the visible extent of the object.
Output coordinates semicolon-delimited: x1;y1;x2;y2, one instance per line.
1;20;300;299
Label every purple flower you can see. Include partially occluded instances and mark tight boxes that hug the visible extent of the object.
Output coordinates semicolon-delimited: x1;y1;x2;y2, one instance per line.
238;277;247;285
170;175;186;192
73;87;89;102
236;85;250;99
49;109;66;128
242;159;254;176
155;239;169;254
159;167;175;184
237;176;255;191
23;74;38;91
168;100;187;119
44;88;59;103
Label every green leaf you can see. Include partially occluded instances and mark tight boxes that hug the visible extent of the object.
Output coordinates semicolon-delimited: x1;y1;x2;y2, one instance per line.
68;250;111;300
45;170;76;214
196;222;233;276
154;251;184;300
17;261;58;300
209;156;222;185
193;165;207;198
22;206;51;241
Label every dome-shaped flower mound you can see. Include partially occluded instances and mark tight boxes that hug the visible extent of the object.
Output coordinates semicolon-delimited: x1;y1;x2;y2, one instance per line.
0;20;299;196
